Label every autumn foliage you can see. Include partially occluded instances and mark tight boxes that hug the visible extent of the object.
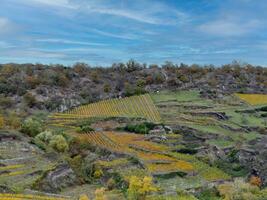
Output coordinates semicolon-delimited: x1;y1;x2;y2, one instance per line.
127;176;157;200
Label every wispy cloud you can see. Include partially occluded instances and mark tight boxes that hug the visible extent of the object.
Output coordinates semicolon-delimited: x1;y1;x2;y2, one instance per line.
24;0;76;9
0;41;16;48
35;38;107;46
1;0;267;65
91;29;139;40
20;0;189;25
0;49;66;59
0;17;15;35
199;19;261;37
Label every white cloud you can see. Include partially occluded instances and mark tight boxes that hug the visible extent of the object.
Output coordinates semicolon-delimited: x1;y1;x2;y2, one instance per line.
21;0;189;25
25;0;76;9
92;29;139;40
83;1;189;25
0;41;16;48
0;48;66;59
0;17;14;35
199;19;261;37
36;38;106;46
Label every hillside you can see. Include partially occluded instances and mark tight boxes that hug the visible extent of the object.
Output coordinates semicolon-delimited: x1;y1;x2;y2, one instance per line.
1;62;267;117
1;79;267;199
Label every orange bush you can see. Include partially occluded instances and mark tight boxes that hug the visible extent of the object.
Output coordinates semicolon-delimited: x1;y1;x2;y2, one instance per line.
249;176;262;187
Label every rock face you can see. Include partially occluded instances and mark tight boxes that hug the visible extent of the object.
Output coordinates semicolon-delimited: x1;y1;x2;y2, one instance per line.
36;164;79;193
149;126;166;135
238;136;267;186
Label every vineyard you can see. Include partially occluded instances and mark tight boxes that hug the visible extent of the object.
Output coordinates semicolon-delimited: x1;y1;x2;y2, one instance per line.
75;131;229;179
236;93;267;105
0;193;67;200
49;94;161;126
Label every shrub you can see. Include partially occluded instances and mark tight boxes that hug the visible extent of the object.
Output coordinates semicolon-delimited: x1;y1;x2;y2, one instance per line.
217;178;267;200
23;92;37;107
94;187;107;200
127;176;157;200
0;115;4;128
5;112;21;129
154;73;164;84
79;194;90;200
0;96;13;108
35;130;53;143
107;178;116;190
21;118;43;137
94;169;103;179
103;84;111;93
124;122;157;134
76;125;94;133
49;135;69;152
249;176;262;187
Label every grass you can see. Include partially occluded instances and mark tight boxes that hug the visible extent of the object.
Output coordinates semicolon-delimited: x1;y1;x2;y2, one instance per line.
151;90;202;103
96;158;129;168
208;139;235;148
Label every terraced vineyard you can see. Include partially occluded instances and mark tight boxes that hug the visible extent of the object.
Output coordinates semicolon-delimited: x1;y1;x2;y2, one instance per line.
76;131;229;180
0;132;57;194
49;94;161;127
236;93;267;105
0;193;68;200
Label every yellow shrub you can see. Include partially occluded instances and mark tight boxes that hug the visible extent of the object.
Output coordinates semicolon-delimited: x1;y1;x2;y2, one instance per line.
94;187;107;200
79;194;90;200
127;176;157;200
0;115;4;128
94;169;103;179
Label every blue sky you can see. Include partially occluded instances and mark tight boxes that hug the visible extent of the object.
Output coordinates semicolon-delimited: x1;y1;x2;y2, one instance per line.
0;0;267;66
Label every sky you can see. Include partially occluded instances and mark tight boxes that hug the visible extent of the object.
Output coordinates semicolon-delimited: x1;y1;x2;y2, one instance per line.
0;0;267;66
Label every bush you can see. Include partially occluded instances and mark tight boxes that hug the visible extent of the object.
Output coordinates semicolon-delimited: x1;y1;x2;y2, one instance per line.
107;178;116;190
5;112;21;129
21;118;43;137
127;176;157;200
76;125;94;133
124;122;157;134
217;178;267;200
0;115;4;129
35;130;53;143
79;194;90;200
103;84;111;93
93;169;103;179
0;96;13;108
23;92;37;107
49;135;69;152
249;176;262;187
94;187;107;200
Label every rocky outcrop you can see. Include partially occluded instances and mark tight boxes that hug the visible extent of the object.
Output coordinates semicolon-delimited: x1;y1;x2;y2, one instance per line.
238;137;267;186
35;164;79;193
